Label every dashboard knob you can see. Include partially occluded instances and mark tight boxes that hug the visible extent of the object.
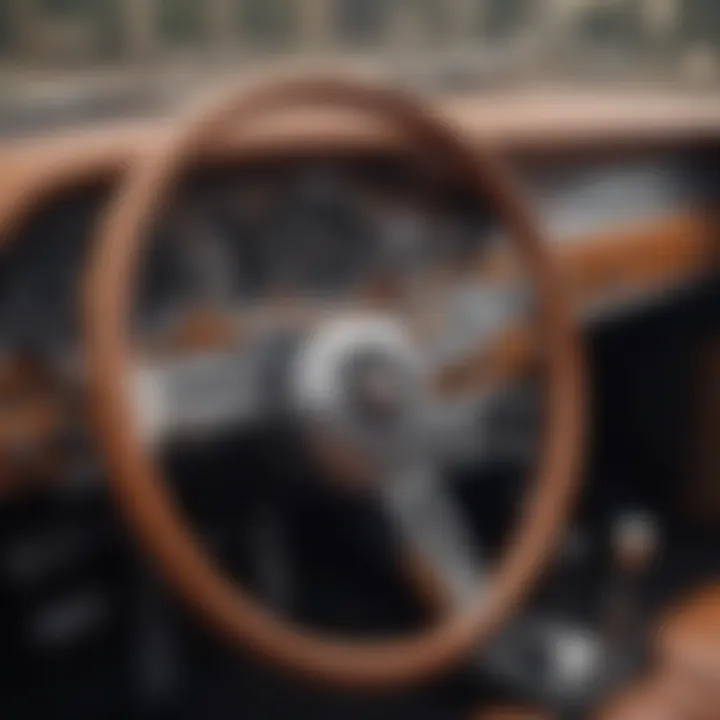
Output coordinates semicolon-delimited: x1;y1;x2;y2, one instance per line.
611;511;661;574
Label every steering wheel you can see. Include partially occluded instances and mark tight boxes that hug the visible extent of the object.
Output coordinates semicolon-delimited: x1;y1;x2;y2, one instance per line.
84;76;585;690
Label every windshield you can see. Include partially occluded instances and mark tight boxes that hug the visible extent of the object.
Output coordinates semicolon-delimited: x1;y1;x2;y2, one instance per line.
0;0;717;134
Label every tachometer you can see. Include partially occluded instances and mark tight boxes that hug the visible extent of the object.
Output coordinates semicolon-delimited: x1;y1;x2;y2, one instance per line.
264;168;378;295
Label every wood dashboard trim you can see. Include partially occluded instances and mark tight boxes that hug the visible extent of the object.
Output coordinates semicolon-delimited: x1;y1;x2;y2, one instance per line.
440;209;718;395
554;211;718;311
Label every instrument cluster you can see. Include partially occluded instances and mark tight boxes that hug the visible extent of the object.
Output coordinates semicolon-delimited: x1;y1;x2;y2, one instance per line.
135;158;494;330
0;156;499;379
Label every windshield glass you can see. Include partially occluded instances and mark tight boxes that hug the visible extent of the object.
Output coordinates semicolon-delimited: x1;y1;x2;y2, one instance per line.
0;0;717;134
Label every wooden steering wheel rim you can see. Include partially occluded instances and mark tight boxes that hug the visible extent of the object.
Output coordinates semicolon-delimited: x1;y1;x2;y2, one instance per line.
84;75;586;689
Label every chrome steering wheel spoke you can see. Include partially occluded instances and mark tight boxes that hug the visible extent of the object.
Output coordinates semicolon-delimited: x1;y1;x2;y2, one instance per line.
132;346;263;446
382;460;487;609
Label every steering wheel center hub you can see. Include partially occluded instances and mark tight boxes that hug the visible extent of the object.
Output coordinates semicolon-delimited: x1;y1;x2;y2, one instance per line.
293;313;422;451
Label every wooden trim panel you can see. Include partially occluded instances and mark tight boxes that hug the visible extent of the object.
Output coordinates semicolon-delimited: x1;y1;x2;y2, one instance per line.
557;212;719;311
440;210;719;393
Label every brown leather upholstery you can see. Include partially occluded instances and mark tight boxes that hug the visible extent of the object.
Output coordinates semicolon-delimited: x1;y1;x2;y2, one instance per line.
473;708;549;720
601;585;720;720
599;672;720;720
659;585;720;681
597;680;675;720
656;585;720;720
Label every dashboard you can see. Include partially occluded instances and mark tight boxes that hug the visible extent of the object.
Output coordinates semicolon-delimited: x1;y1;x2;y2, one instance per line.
0;149;713;492
0;97;716;717
0;150;714;359
0;158;494;356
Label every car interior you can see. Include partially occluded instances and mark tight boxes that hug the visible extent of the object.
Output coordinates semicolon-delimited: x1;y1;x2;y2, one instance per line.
0;68;718;720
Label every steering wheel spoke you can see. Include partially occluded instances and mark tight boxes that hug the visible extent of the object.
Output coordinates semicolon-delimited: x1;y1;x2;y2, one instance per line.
412;280;534;398
383;461;487;609
133;347;262;445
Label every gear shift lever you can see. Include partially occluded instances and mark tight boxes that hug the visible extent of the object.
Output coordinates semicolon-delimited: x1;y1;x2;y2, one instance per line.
604;511;661;660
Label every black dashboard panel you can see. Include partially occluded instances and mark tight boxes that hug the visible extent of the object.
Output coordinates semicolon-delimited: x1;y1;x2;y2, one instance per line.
0;187;107;355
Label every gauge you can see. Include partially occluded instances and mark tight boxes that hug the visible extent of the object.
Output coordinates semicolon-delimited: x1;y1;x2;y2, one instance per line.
136;202;260;329
174;212;239;305
0;229;83;354
264;169;379;295
377;204;435;274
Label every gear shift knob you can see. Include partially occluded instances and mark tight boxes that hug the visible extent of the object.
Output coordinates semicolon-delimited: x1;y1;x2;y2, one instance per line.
611;511;661;575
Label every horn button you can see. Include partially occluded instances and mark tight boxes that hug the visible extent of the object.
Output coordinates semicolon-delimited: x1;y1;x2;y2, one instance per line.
292;314;424;475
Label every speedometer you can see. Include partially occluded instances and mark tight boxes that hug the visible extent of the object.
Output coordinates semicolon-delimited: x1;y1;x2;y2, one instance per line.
264;169;378;295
